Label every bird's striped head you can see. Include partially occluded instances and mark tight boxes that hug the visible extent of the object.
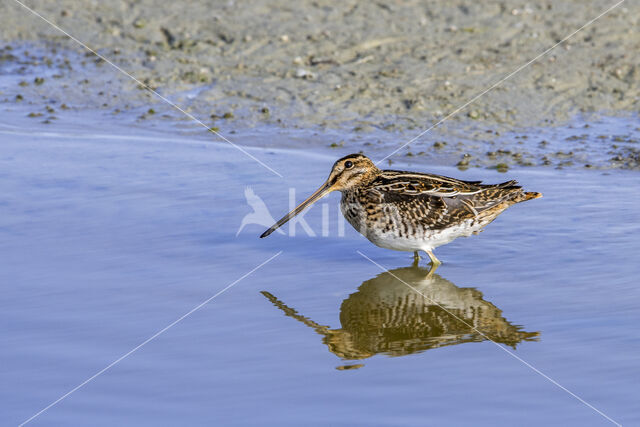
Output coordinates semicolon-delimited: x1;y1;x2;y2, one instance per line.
327;154;379;191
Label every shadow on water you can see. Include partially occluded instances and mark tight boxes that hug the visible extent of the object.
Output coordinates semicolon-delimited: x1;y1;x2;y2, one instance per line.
262;264;539;369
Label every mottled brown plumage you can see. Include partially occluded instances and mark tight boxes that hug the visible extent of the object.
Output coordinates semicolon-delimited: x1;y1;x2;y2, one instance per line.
261;153;541;265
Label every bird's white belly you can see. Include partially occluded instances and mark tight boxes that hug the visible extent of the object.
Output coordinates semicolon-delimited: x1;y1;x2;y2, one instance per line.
364;219;480;252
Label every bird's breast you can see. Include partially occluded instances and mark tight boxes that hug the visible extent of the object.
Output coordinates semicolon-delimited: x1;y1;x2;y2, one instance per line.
340;191;367;233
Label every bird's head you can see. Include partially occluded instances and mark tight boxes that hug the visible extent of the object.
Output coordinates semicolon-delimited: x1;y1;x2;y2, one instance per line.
260;154;379;238
325;153;379;191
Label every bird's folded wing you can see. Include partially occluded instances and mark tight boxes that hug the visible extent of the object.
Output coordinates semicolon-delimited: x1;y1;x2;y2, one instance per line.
372;172;489;197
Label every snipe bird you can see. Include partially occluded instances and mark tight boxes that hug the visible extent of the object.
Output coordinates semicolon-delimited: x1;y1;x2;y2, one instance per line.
260;154;541;265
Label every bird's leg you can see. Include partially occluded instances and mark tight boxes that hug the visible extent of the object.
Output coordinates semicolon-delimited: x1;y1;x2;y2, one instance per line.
412;251;421;267
425;250;441;269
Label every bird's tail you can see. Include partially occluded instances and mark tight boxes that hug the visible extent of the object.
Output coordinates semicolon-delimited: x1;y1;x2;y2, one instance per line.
512;190;542;204
524;191;543;201
493;180;542;204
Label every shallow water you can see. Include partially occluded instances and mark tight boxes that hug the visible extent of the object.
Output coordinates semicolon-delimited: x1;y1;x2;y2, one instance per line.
1;109;639;426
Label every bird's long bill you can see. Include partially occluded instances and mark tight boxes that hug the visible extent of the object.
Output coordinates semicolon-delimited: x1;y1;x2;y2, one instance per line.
260;181;334;238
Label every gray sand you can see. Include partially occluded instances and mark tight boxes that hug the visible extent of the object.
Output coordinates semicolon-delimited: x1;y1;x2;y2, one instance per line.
1;0;638;169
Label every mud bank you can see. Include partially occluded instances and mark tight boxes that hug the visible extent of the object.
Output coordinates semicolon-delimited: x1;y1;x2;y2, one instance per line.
0;0;638;169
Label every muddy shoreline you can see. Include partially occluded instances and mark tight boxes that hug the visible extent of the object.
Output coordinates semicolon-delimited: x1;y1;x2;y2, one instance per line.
0;0;638;169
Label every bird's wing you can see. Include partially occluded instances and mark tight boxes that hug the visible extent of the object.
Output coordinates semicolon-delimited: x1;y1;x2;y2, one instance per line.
369;172;523;229
374;170;504;197
372;191;475;229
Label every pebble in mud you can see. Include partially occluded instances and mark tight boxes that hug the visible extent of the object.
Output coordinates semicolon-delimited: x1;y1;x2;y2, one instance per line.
491;163;509;173
294;68;316;79
456;156;470;170
133;19;147;29
433;141;447;149
211;112;235;119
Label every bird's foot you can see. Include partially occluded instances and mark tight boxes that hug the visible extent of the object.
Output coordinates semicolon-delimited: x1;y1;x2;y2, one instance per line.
413;251;441;275
426;250;441;270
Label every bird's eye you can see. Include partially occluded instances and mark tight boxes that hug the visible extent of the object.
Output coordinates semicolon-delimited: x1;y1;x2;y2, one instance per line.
344;161;354;169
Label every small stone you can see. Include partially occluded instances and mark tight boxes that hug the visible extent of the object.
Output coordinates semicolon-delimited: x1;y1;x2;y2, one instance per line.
295;68;315;79
34;77;45;85
492;163;509;172
133;19;146;29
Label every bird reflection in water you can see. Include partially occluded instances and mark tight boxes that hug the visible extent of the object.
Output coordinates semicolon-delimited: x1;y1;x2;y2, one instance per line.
261;264;538;367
